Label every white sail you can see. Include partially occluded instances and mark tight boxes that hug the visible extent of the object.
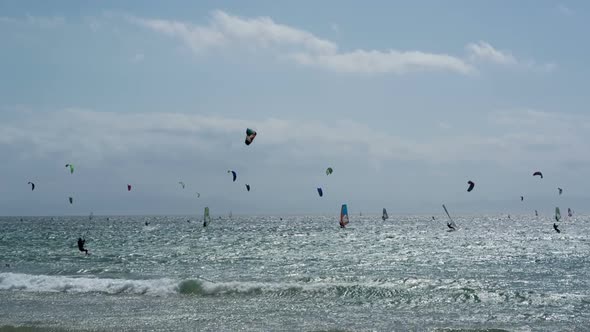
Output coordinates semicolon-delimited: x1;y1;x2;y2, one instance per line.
203;207;211;227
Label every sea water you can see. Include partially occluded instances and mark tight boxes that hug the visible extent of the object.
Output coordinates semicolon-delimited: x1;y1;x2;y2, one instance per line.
1;215;589;331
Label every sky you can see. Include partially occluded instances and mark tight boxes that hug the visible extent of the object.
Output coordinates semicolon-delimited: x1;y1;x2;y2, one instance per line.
1;0;589;216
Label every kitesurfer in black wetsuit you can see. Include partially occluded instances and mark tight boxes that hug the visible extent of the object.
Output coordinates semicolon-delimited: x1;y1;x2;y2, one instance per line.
447;222;455;231
77;238;89;255
553;223;561;233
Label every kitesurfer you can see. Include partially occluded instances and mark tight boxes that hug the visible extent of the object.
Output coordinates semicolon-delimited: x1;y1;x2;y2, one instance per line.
77;238;88;255
447;222;455;231
553;223;561;233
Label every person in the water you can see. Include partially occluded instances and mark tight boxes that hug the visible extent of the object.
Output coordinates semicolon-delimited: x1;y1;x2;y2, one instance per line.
77;238;89;255
553;223;561;233
447;222;455;231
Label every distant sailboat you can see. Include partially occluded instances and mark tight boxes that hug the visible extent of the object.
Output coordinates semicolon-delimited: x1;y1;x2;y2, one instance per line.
382;208;389;221
229;211;232;219
442;204;456;231
203;207;211;227
340;204;349;228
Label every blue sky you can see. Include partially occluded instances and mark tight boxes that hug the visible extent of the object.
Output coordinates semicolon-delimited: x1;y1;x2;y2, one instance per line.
1;1;589;216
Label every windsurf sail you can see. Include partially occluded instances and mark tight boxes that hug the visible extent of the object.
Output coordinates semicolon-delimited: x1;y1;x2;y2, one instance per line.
555;207;561;222
442;204;456;230
89;212;93;221
382;208;388;221
568;208;573;217
203;207;211;227
535;210;539;217
340;204;349;228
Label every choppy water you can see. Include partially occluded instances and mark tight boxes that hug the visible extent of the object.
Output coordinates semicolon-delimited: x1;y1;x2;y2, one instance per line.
1;215;589;331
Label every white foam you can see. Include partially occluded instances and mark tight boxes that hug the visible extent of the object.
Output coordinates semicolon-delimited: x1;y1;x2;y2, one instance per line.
0;272;177;296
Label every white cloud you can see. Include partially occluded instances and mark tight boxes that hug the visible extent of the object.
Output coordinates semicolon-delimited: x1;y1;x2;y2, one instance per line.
438;122;452;130
557;4;574;16
466;41;517;65
129;11;474;75
466;41;554;72
132;53;145;63
0;14;65;28
289;49;475;75
1;108;586;169
330;23;340;33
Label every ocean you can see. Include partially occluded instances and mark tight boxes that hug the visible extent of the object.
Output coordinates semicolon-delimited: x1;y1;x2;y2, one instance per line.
1;215;589;331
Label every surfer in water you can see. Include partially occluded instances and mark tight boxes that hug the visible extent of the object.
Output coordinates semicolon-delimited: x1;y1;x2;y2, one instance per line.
553;223;561;233
77;238;89;255
447;222;455;231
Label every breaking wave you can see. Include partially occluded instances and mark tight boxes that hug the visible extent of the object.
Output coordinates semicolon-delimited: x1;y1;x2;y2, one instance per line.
1;273;586;308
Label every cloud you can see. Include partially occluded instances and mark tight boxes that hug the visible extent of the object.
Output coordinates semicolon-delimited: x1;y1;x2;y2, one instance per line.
1;107;587;170
132;53;145;63
0;109;426;165
438;122;452;130
1;107;588;214
466;41;554;72
0;14;65;28
557;4;574;16
466;41;517;65
330;23;339;33
128;11;474;75
289;50;474;75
